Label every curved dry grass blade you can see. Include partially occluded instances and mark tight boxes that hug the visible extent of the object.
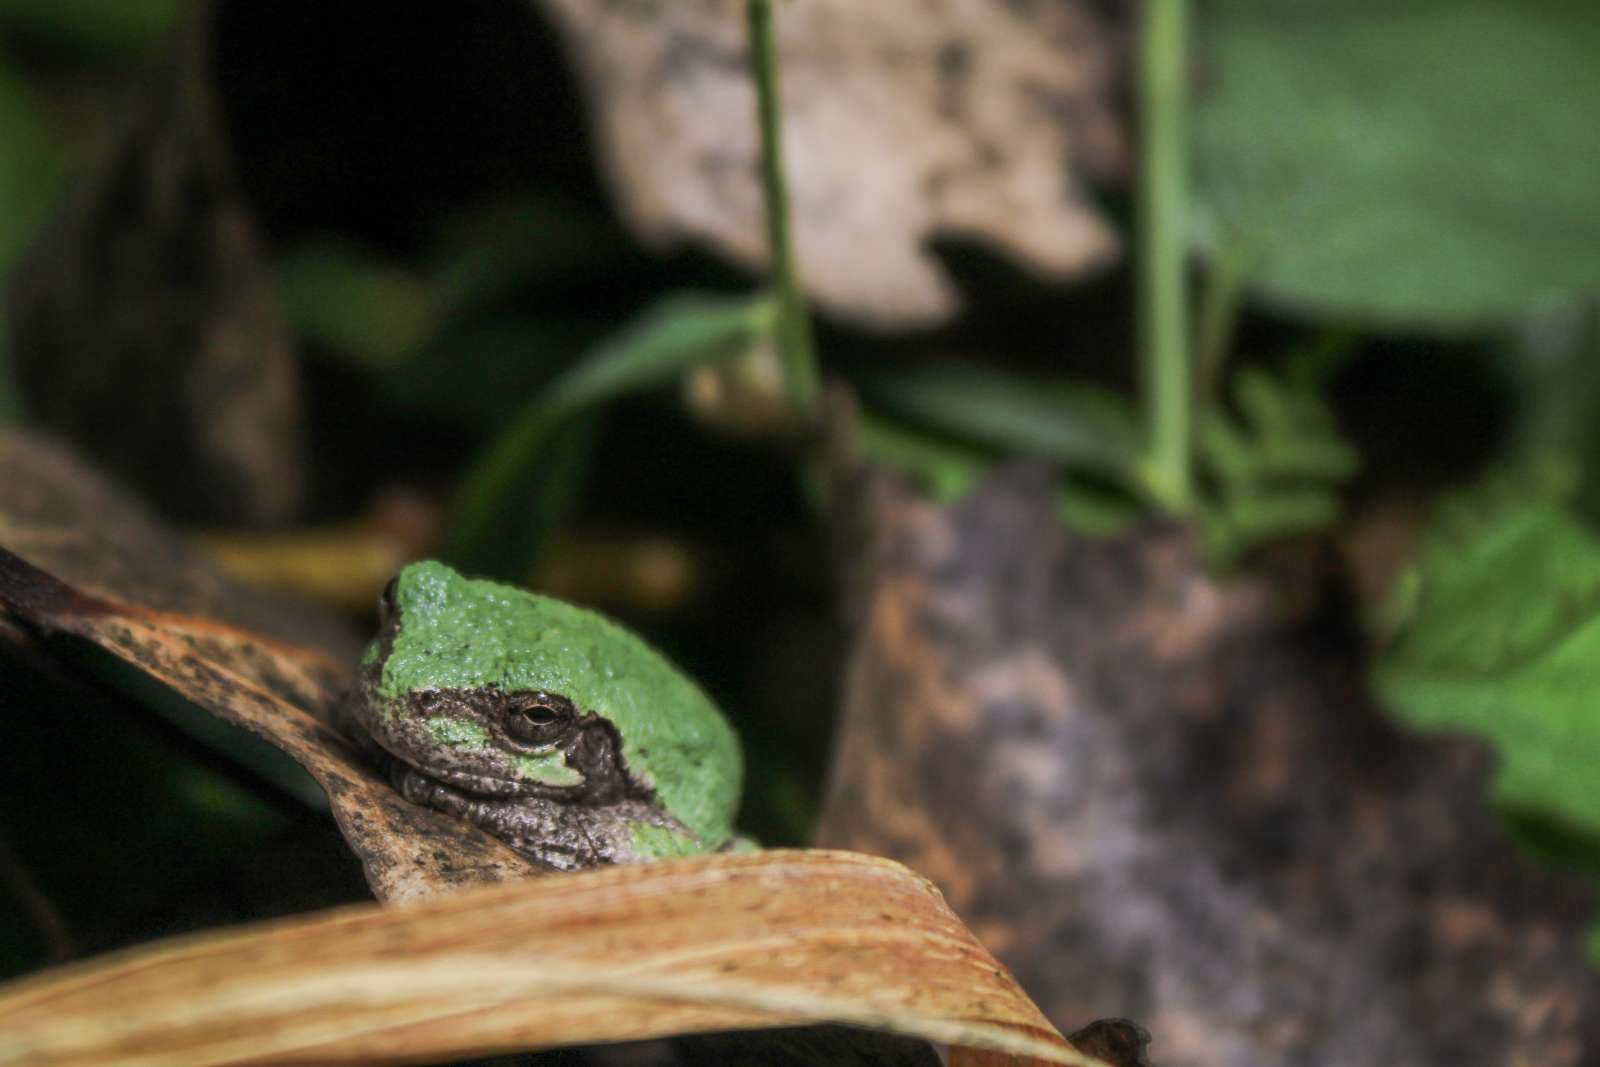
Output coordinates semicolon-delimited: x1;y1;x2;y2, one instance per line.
0;851;1108;1067
0;547;540;899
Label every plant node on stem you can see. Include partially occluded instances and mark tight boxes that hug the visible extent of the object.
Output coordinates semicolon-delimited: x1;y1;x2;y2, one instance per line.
746;0;820;417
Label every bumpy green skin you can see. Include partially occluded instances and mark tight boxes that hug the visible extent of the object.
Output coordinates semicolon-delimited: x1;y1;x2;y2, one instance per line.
371;561;741;852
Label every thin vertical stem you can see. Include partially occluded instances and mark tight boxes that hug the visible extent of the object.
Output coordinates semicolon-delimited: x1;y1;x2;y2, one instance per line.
747;0;819;414
1139;0;1191;510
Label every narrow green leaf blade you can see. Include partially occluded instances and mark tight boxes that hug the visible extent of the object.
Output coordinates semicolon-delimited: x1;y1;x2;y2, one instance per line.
540;292;777;415
856;361;1142;483
445;292;777;575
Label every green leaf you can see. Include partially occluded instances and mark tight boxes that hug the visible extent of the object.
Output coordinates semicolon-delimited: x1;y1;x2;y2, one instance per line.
1198;357;1359;560
279;196;615;374
278;242;444;368
856;409;1142;536
429;195;619;312
0;56;58;425
855;361;1143;485
1194;0;1600;326
1376;499;1600;836
0;0;181;59
857;414;988;503
535;294;777;415
444;292;777;576
380;317;589;425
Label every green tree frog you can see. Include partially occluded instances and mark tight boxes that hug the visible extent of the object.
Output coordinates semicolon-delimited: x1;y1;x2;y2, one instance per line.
343;561;742;870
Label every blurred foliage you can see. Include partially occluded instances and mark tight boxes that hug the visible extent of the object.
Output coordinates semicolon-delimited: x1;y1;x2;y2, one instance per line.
857;414;988;504
445;291;779;577
1377;474;1600;850
1370;320;1600;891
0;0;184;422
0;56;47;423
1194;0;1600;326
1189;0;1600;903
0;647;332;976
855;359;1146;534
1198;344;1360;562
857;359;1143;485
1;0;180;58
279;197;617;379
0;60;47;283
6;0;1600;985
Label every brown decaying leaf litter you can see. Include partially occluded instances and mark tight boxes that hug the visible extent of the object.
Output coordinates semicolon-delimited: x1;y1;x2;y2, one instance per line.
817;461;1600;1066
0;851;1111;1067
0;430;1117;1065
0;431;540;901
538;0;1124;327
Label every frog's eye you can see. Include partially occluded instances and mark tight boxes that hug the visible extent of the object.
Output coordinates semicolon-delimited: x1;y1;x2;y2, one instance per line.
504;692;576;747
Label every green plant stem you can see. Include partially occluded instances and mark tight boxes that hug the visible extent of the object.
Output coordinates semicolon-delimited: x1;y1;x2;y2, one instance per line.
1139;0;1192;511
746;0;819;414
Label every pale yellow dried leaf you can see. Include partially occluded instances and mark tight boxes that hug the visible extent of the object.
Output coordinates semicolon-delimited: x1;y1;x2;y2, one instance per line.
0;851;1110;1067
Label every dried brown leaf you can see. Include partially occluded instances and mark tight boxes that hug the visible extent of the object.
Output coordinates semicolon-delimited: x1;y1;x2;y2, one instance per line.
538;0;1124;327
0;850;1110;1067
0;547;540;901
0;433;1107;1064
0;431;538;900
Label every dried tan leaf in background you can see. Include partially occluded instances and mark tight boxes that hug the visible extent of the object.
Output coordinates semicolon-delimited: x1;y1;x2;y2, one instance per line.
0;851;1111;1067
538;0;1124;327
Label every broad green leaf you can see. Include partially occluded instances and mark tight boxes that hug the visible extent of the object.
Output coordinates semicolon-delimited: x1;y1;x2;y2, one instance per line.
855;360;1142;484
1194;0;1600;326
1377;500;1600;836
445;292;777;576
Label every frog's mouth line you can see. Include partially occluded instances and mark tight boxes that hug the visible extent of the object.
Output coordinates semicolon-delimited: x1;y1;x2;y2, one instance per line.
382;754;696;871
348;679;649;807
388;758;553;798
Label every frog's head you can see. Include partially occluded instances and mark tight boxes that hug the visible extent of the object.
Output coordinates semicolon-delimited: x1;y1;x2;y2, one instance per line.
349;561;742;864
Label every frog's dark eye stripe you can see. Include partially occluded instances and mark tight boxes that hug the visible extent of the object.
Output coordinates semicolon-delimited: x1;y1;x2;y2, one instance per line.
505;691;576;747
379;575;399;616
